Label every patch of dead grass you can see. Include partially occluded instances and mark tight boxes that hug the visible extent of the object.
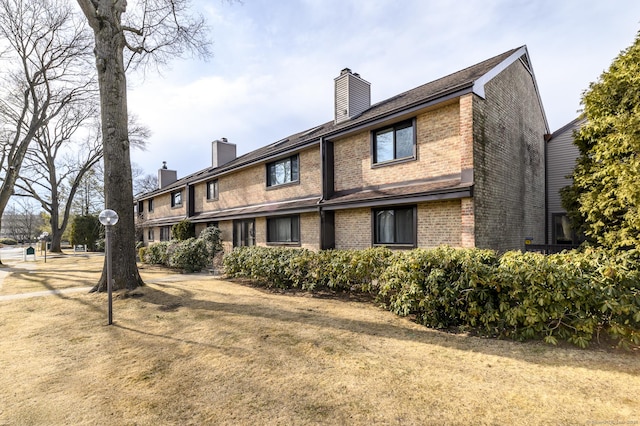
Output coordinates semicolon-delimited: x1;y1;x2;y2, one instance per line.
0;255;638;425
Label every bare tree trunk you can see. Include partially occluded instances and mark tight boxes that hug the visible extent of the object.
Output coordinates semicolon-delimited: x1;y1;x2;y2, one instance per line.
49;207;62;252
89;2;143;291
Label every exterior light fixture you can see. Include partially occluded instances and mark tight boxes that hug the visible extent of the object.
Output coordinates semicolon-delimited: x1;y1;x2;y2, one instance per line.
99;209;119;325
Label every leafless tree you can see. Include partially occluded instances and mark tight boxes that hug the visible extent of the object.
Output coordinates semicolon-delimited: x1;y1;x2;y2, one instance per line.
16;109;149;252
15;103;101;252
76;0;210;291
1;198;44;243
132;163;158;196
0;0;94;264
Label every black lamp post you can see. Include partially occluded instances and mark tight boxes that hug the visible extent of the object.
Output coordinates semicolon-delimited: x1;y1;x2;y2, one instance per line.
99;209;119;325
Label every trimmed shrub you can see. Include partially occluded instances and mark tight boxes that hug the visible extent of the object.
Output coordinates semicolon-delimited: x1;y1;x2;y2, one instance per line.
144;242;171;265
222;244;640;348
198;226;223;259
223;246;392;292
138;246;147;262
168;238;209;272
0;238;18;245
378;246;499;330
172;219;195;241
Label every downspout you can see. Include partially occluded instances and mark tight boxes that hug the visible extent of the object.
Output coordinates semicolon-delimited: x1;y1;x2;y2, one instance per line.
544;133;552;245
318;136;326;249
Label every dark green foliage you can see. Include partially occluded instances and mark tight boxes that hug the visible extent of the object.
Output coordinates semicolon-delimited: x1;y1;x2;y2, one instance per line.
138;246;147;261
563;31;640;249
143;242;171;265
378;246;499;330
171;219;195;241
0;238;18;245
223;246;392;292
198;226;223;259
139;226;223;273
167;238;209;272
69;215;100;250
223;245;640;348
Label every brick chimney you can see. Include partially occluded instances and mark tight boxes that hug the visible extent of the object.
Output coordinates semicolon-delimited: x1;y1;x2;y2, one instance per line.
334;68;371;124
158;161;177;189
212;137;237;168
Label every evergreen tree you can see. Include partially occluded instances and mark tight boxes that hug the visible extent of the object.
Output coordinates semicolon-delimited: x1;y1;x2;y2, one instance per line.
562;31;640;250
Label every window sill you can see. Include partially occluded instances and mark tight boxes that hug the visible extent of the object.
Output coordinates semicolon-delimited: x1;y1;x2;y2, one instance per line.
267;241;301;247
372;243;416;250
266;180;300;190
371;156;416;169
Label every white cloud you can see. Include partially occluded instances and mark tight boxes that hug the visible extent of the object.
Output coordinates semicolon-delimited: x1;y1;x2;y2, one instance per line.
129;0;640;176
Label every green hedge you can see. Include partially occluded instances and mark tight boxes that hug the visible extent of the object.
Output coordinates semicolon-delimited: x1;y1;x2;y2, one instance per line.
223;245;640;348
139;227;224;273
223;246;392;292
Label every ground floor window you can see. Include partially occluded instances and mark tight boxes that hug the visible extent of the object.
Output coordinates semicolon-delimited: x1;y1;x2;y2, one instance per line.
373;206;416;246
267;215;300;244
233;219;255;247
147;229;154;242
552;213;583;245
160;226;171;242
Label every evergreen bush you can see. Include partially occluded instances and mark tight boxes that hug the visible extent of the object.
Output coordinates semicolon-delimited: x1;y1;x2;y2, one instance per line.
222;245;640;348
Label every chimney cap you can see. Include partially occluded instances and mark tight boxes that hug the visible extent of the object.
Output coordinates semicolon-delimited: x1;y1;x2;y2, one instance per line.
162;161;167;169
340;67;352;75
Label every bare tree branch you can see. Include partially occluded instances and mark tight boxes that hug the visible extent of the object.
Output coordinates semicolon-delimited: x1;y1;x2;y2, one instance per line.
0;0;95;260
75;0;212;291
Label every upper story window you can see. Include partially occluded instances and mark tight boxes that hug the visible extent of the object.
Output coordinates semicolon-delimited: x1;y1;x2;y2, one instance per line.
206;180;218;200
373;206;416;247
373;119;415;164
267;215;300;245
267;154;299;187
171;190;182;208
148;199;154;212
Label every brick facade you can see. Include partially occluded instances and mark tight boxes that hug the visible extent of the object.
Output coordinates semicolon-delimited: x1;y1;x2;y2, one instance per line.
472;60;547;251
333;102;462;192
145;191;185;221
332;200;465;250
194;147;321;212
136;47;547;255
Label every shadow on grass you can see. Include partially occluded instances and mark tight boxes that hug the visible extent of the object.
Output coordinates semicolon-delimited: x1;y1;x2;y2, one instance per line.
3;260;637;374
1;266;103;315
114;278;640;376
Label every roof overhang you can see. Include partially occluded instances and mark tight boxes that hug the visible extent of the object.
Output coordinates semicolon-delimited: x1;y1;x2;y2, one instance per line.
139;215;186;227
321;182;473;211
472;46;549;133
187;197;322;223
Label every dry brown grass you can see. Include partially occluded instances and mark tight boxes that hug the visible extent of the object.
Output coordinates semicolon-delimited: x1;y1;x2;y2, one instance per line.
0;255;638;425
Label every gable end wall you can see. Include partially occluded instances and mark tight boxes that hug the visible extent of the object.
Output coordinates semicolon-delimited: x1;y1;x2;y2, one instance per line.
472;58;546;251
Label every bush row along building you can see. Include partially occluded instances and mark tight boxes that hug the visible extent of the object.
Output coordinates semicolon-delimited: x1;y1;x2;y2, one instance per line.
135;46;555;254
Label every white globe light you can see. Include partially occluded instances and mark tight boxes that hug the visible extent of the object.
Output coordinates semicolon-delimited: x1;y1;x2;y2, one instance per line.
99;209;119;226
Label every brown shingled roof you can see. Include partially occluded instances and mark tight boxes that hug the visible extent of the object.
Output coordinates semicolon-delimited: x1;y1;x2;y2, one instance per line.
137;47;522;200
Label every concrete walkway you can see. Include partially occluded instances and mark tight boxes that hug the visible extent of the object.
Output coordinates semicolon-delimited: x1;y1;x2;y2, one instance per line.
0;248;93;301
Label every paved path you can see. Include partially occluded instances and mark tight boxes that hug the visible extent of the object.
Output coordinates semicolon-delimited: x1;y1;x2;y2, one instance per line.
0;286;93;301
0;246;91;301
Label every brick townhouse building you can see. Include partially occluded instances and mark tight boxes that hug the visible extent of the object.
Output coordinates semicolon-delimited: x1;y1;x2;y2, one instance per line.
135;45;548;253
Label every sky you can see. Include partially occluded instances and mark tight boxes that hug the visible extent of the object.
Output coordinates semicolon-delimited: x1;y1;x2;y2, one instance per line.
128;0;640;179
